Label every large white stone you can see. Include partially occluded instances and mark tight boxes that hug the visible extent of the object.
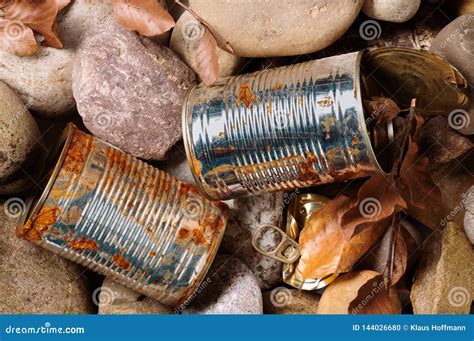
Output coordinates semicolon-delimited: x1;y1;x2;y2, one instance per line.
187;0;363;57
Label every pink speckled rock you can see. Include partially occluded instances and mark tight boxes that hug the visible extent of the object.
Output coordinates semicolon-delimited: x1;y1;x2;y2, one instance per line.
72;26;196;160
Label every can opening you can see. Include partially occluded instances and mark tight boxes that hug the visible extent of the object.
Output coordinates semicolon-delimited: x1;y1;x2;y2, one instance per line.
18;125;74;228
360;52;396;174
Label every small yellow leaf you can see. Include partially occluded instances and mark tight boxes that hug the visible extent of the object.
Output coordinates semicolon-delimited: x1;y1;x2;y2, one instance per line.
111;0;175;37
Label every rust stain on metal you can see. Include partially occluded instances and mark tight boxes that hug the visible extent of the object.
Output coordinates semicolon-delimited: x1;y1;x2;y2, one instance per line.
149;251;156;257
18;206;59;241
178;228;190;240
67;237;98;251
317;96;334;107
62;130;92;175
113;251;131;270
192;229;209;246
236;81;256;109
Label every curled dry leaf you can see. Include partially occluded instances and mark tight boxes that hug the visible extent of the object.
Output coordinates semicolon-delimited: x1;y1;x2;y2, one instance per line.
0;0;69;56
340;174;407;238
317;270;401;314
363;96;401;124
0;18;37;56
2;0;68;48
296;174;406;279
111;0;175;37
195;26;219;85
400;139;441;210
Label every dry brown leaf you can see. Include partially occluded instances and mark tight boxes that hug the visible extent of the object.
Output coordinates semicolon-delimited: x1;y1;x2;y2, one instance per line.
400;139;441;210
341;174;407;238
2;0;66;48
363;96;401;124
359;223;411;286
317;270;401;314
111;0;175;37
0;18;38;56
297;195;354;279
297;174;406;279
195;26;219;85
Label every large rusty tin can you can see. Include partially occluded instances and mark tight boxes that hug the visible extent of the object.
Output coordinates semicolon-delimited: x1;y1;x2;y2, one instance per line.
17;124;228;306
182;48;470;201
182;51;393;200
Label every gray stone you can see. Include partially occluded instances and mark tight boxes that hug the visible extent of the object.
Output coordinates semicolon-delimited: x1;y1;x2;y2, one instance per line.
170;12;244;79
98;277;173;314
363;0;421;23
263;288;320;314
0;81;42;195
0;48;75;118
220;192;285;290
0;200;94;314
431;14;474;135
181;255;263;314
188;0;363;57
72;26;196;160
156;142;196;185
463;185;474;244
411;223;473;314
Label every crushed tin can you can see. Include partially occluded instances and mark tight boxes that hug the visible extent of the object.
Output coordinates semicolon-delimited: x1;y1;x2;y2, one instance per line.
17;124;228;306
182;48;469;200
252;193;338;290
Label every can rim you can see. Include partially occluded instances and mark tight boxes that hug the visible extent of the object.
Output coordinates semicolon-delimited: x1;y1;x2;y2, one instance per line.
181;84;216;200
18;123;75;229
356;50;394;176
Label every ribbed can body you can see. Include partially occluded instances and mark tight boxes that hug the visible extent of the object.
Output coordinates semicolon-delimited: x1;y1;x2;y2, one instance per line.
183;52;383;200
18;125;228;306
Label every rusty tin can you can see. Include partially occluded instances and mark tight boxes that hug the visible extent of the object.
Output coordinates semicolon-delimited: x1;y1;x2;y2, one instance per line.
17;124;228;306
183;48;470;200
182;51;394;200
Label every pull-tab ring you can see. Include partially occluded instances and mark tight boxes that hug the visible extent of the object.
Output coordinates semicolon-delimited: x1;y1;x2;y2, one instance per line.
252;224;301;264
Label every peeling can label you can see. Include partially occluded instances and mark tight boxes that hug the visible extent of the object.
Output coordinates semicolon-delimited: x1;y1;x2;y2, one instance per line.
17;124;228;307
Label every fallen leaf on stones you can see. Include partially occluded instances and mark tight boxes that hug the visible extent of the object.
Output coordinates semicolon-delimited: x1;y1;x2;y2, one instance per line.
195;26;219;85
1;0;67;49
359;221;415;286
341;174;407;238
297;175;405;279
317;270;401;314
0;18;37;56
420;116;473;163
400;139;441;211
111;0;175;37
411;223;473;314
363;96;401;124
